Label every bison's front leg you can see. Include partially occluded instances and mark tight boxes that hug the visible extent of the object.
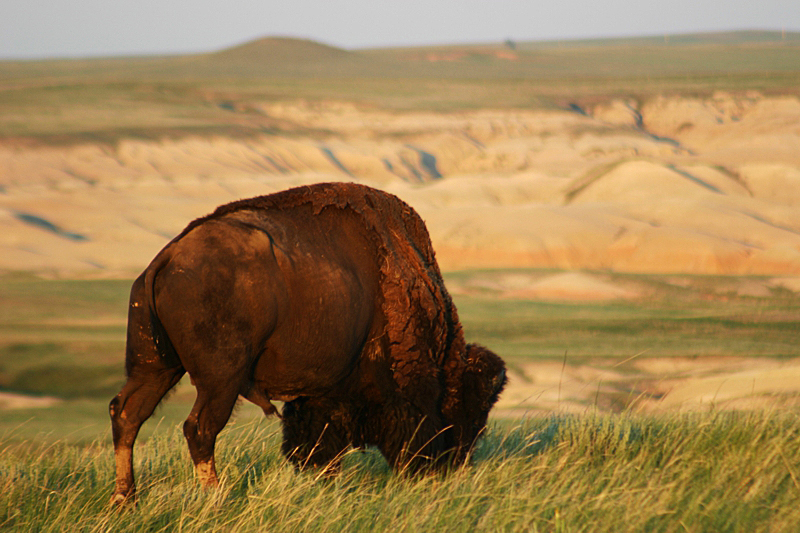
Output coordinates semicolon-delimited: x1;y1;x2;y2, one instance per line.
371;401;450;474
281;398;352;474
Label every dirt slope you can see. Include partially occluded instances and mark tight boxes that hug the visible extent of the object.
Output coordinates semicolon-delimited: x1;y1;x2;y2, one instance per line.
497;356;800;416
1;92;800;278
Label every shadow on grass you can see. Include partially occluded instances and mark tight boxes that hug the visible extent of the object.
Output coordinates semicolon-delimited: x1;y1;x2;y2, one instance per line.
475;415;660;466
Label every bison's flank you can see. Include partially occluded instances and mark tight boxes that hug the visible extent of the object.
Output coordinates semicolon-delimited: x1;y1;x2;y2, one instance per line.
109;182;506;504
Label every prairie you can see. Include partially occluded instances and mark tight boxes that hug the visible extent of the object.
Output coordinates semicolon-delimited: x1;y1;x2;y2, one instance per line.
4;412;800;532
2;274;800;532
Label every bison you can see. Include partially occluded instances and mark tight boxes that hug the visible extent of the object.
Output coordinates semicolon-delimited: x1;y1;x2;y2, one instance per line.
109;182;506;504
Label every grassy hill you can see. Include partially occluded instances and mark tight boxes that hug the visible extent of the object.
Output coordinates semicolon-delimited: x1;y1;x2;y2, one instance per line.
185;36;377;78
212;36;353;63
4;29;799;78
1;30;799;142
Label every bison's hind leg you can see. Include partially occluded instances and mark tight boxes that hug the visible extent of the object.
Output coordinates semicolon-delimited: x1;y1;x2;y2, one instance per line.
110;277;185;505
109;369;184;504
281;398;353;475
182;381;241;487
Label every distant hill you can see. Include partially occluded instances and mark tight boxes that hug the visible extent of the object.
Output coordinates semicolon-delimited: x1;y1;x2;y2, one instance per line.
2;30;798;83
183;36;377;78
0;29;798;140
210;37;354;65
183;30;800;79
514;29;800;49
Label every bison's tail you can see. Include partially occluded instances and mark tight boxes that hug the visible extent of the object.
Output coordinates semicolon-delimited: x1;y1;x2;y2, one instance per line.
143;248;180;367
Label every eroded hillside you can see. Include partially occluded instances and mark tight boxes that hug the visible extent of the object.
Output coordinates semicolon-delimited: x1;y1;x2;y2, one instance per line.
1;91;799;278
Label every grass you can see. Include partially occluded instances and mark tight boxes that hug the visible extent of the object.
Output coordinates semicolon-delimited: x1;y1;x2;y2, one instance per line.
0;272;800;532
449;270;800;360
459;298;800;359
0;276;129;404
1;274;800;529
2;412;799;532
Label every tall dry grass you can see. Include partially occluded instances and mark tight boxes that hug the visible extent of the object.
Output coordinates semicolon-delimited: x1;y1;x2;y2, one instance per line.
2;411;799;532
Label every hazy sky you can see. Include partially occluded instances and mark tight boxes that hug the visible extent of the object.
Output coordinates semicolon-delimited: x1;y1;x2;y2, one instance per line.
1;0;798;59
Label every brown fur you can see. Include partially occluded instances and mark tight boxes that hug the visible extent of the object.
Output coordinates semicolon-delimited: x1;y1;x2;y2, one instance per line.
109;182;505;503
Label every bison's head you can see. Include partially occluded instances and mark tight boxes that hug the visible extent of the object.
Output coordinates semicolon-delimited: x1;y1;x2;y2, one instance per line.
445;343;506;463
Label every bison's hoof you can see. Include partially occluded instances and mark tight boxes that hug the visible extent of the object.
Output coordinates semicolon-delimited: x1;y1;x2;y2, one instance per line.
110;492;135;507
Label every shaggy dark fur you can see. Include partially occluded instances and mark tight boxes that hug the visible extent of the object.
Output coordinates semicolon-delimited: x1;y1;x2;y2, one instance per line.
109;182;506;504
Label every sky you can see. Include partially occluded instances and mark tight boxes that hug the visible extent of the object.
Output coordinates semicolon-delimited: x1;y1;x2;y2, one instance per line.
1;0;798;59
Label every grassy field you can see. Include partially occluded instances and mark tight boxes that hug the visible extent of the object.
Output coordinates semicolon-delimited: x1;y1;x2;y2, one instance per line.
1;274;800;530
3;412;800;532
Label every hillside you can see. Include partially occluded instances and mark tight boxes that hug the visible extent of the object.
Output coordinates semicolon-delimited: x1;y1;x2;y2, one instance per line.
186;36;375;77
0;31;799;280
1;91;800;279
213;36;353;63
3;30;799;86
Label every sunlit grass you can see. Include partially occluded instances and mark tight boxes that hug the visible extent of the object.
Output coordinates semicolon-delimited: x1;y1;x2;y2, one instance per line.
2;412;799;532
2;275;800;530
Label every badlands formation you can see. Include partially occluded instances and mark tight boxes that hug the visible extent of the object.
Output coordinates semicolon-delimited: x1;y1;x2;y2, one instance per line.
1;91;799;280
2;90;800;414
